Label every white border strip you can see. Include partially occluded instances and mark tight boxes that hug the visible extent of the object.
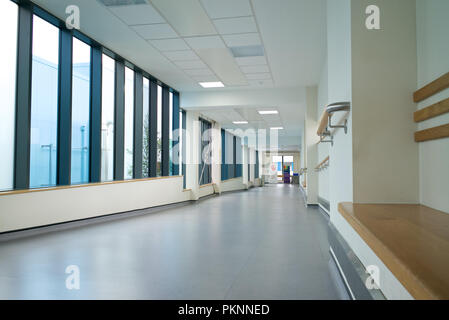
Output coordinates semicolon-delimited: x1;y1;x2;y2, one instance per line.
330;246;356;300
318;203;330;215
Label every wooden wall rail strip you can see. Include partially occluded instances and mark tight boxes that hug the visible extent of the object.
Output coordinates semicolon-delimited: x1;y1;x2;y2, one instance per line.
338;202;449;300
317;110;329;136
315;156;330;169
0;175;183;197
413;71;449;103
414;97;449;122
414;123;449;142
199;183;213;188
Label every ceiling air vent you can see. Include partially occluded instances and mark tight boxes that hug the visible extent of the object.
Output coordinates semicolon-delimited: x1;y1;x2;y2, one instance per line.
230;45;264;58
97;0;147;7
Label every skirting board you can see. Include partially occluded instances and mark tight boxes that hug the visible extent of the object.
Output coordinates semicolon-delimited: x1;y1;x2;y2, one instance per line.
328;222;385;300
319;203;330;216
318;196;330;212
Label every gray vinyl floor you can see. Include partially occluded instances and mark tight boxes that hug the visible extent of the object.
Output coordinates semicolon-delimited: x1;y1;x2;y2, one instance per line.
0;184;340;300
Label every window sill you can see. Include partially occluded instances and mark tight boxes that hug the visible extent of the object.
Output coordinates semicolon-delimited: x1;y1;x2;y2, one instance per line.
0;175;184;197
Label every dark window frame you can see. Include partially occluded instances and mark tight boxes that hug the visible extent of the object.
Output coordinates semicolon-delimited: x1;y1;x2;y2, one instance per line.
8;0;180;193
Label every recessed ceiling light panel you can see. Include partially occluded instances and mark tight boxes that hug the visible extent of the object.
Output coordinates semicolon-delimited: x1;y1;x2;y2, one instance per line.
230;45;265;58
199;81;225;88
270;127;284;130
233;121;248;124
258;110;278;115
97;0;146;7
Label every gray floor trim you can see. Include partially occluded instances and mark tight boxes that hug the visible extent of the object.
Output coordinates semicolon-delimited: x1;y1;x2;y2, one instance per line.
328;252;351;300
329;246;355;300
318;204;330;217
318;196;330;212
328;223;385;300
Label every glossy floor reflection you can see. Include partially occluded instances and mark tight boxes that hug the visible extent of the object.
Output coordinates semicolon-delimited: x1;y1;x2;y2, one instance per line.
0;184;340;299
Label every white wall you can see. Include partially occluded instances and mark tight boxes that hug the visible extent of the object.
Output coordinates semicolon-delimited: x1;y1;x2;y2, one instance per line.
327;0;353;233
0;177;191;233
221;178;246;193
325;0;419;300
351;0;419;204
416;0;449;213
317;57;330;202
305;86;319;204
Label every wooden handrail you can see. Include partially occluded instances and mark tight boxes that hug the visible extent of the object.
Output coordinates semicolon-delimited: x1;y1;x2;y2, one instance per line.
338;202;449;300
414;97;449;122
413;71;449;103
317;110;329;136
315;156;330;170
415;123;449;142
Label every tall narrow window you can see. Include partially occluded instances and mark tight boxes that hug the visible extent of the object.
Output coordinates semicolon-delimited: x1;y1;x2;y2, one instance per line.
169;92;173;175
142;77;150;177
0;0;18;191
179;110;183;177
182;109;187;188
225;132;235;179
156;85;162;176
236;137;242;178
71;38;91;185
221;129;226;181
101;54;115;182
124;67;134;179
255;151;259;179
199;119;212;185
30;16;59;189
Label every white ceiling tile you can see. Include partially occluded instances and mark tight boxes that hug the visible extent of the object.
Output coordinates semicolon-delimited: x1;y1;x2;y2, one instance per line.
235;56;267;66
222;33;261;47
109;4;165;25
245;73;271;80
149;38;190;51
132;24;177;40
191;75;220;82
200;0;252;19
151;0;217;37
241;65;270;73
213;17;257;34
175;60;208;70
163;50;199;61
195;48;248;86
248;79;274;87
184;36;226;50
184;69;215;76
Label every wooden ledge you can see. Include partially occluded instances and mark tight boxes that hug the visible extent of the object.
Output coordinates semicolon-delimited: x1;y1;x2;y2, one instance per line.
338;202;449;300
0;175;183;197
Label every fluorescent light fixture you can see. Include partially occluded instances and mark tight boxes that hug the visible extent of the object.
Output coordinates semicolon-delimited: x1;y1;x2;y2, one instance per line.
199;81;224;88
230;45;265;58
258;110;278;115
270;127;283;130
233;121;248;125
